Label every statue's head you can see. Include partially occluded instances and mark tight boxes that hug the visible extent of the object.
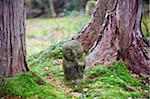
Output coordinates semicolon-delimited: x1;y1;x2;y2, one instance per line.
62;40;84;61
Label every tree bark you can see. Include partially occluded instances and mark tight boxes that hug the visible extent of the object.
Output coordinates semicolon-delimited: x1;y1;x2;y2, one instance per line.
73;0;150;76
0;0;29;77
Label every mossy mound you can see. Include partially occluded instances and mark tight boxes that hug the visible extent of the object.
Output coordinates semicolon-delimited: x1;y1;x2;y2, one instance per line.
0;72;68;99
27;41;65;78
77;61;149;98
28;41;65;67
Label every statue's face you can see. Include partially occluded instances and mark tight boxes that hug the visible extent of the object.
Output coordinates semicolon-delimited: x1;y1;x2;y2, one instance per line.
62;40;84;60
73;47;83;59
62;48;75;61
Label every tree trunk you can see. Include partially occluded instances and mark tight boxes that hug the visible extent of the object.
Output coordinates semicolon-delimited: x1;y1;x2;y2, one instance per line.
73;0;150;76
49;0;56;17
0;0;29;77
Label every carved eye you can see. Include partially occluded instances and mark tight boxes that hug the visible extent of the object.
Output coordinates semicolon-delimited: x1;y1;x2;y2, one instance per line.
67;52;72;56
64;49;75;61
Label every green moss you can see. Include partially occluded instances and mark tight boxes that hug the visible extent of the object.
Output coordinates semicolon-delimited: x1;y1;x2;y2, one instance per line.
0;72;68;98
108;62;145;89
90;87;129;99
28;41;64;66
27;41;65;79
74;61;149;98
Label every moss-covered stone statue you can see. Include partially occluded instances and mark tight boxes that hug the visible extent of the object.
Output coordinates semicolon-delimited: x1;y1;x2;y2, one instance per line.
62;40;86;83
85;0;96;15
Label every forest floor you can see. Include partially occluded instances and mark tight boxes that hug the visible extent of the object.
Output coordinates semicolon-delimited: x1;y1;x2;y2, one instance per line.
26;15;89;56
0;14;149;98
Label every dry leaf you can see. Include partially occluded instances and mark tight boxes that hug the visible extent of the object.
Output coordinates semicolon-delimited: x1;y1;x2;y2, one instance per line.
55;59;63;65
44;67;50;71
46;74;55;79
82;88;88;93
71;92;81;97
145;83;149;86
94;89;104;92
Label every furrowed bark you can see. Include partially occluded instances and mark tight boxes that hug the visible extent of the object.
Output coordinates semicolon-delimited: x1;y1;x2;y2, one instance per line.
0;0;29;77
74;0;150;76
73;0;109;53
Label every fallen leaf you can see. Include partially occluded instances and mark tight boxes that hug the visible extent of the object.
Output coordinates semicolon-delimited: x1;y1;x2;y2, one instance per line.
132;74;137;78
128;97;132;99
82;88;88;93
54;59;63;65
88;84;94;86
65;87;72;93
129;70;133;73
44;67;50;71
71;92;81;97
145;83;149;86
128;86;137;91
94;89;104;92
46;74;55;79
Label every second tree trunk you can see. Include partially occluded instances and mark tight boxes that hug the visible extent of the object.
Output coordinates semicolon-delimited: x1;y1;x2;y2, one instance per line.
73;0;150;76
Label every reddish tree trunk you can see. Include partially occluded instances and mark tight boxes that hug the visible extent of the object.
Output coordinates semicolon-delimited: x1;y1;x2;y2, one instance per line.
73;0;150;76
0;0;29;77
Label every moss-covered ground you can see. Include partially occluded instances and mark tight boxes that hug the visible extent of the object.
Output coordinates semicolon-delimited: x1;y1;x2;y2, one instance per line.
0;41;149;98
